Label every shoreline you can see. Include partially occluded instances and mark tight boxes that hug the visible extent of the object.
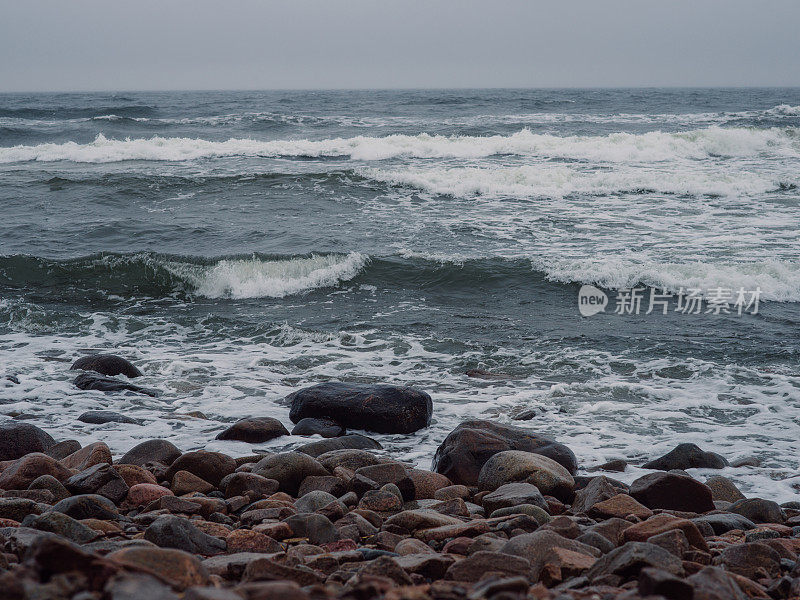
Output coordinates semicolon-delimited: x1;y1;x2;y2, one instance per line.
0;356;797;599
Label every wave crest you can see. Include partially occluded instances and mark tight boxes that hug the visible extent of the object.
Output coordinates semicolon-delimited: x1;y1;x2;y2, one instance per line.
1;127;797;164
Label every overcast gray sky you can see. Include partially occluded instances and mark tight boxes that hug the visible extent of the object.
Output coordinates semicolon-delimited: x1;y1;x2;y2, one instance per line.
1;0;799;92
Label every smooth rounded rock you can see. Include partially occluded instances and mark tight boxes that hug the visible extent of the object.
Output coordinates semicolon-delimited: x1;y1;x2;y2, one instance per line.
432;419;578;487
215;417;290;443
291;417;345;438
0;422;56;461
478;450;575;502
165;451;236;487
71;354;143;378
117;439;182;467
252;452;328;496
287;382;433;434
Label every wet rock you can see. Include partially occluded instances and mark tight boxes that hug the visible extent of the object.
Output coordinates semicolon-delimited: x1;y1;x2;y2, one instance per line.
0;422;56;461
355;463;415;500
0;452;72;489
109;547;210;591
296;436;384;461
117;439;181;467
693;513;756;535
407;468;451;499
576;531;615;554
226;529;282;553
396;553;455;579
434;484;470;501
125;483;173;507
234;581;308;600
297;475;347;498
145;515;227;555
629;472;715;513
73;371;158;396
62;441;113;470
586;541;684;582
21;511;99;543
252;452;328;496
45;439;82;460
71;354;143;378
481;482;549;514
28;474;71;502
165;451;236;487
0;497;44;521
569;475;625;514
501;530;600;580
171;470;214;495
291;417;345;438
295;490;341;513
65;463;129;503
622;514;708;551
287;382;433;434
284;513;339;544
490;503;550;525
215;417;289;443
78;411;142;425
221;472;279;499
432;420;577;487
115;464;158;487
51;494;119;520
445;551;531;582
316;448;383;472
590;459;628;473
589;493;653;520
642;443;728;470
105;573;180;600
242;556;325;586
359;489;404;512
704;475;746;502
687;566;748;600
478;450;575;502
729;497;784;523
712;541;781;579
638;567;695;600
384;508;462;531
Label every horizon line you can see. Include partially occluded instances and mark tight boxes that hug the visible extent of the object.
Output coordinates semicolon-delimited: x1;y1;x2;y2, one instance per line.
3;85;800;95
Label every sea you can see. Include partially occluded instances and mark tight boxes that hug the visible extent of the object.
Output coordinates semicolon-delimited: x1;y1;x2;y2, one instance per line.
1;88;798;500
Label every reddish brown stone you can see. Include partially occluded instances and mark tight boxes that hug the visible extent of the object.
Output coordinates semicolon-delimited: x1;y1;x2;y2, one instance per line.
108;547;210;590
124;483;173;507
589;494;653;520
0;453;72;490
61;442;112;471
622;513;709;552
226;529;283;553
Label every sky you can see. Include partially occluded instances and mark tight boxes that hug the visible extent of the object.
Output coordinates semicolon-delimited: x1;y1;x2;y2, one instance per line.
1;0;799;92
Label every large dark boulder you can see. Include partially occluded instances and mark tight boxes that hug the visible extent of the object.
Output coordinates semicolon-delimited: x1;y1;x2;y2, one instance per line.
642;443;728;470
287;382;432;434
629;472;715;513
73;372;158;397
0;421;56;461
78;411;141;425
215;417;289;443
431;420;577;486
71;354;142;378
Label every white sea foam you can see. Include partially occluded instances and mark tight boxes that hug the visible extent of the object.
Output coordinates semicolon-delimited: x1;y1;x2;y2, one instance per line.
164;253;368;299
360;164;792;199
1;127;797;164
531;257;800;302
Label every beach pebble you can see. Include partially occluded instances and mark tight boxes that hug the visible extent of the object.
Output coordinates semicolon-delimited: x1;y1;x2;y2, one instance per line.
117;439;182;467
78;410;141;425
165;451;236;487
252;452;328;496
478;450;575;502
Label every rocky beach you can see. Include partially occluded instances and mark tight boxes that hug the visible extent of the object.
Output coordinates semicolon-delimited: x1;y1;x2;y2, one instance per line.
0;354;798;600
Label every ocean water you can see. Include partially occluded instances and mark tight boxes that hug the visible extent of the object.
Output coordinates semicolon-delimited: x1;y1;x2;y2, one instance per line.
1;88;799;499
